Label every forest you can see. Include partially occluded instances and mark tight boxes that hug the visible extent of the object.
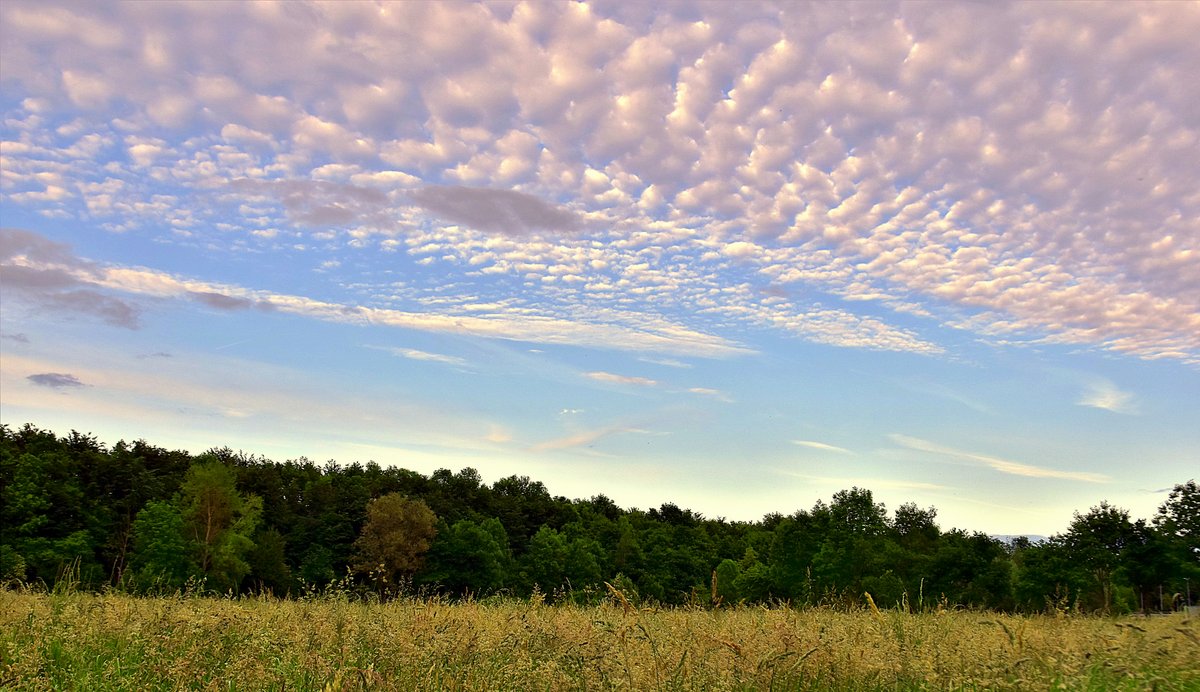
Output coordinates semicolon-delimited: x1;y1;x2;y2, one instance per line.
2;423;1197;613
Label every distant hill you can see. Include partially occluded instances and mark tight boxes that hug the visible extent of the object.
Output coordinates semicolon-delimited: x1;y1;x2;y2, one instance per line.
993;534;1047;544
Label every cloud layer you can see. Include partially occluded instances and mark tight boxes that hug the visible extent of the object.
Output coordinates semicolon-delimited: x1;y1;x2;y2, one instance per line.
2;1;1197;365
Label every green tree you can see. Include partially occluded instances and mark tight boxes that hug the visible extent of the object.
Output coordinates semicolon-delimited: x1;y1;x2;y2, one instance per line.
1064;502;1136;612
179;461;261;591
1120;520;1177;612
351;494;437;593
128;500;196;591
1153;480;1200;604
1154;480;1200;549
769;513;821;601
714;558;741;604
420;518;509;595
1013;537;1088;612
245;528;293;595
521;525;568;593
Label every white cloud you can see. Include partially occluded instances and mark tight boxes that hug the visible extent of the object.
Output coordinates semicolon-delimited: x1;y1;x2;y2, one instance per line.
87;258;753;358
1077;380;1138;414
585;371;659;388
687;387;732;403
374;346;468;368
792;440;852;454
530;422;655;453
889;434;1109;483
1;1;1196;363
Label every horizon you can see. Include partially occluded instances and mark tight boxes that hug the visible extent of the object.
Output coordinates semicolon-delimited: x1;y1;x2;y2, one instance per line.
1;419;1063;541
2;1;1198;537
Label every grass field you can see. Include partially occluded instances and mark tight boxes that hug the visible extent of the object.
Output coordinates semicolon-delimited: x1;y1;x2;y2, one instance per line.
2;589;1197;690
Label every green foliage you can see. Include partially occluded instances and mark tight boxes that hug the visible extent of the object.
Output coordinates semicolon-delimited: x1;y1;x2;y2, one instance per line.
179;461;262;591
521;525;569;593
713;558;740;603
1154;479;1200;550
245;528;292;595
420;519;509;595
351;494;437;593
128;500;196;591
3;423;1199;613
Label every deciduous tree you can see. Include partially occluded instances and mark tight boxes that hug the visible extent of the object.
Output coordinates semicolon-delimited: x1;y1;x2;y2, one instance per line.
352;494;437;592
180;461;261;591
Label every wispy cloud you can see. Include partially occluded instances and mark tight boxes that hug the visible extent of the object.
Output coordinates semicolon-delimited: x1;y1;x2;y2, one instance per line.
687;387;732;402
1077;380;1138;414
639;357;693;369
889;434;1109;483
530;424;653;452
1;228;141;329
374;346;469;368
585;371;660;388
792;439;852;454
780;471;946;492
90;262;753;358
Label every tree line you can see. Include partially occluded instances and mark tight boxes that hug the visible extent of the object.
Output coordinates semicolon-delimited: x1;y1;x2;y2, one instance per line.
2;424;1196;613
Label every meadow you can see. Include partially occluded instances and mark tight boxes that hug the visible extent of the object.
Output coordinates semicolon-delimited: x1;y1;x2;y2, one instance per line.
2;589;1197;691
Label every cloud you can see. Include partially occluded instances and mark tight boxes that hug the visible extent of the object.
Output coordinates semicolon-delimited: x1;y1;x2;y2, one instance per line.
189;291;273;311
0;228;141;329
780;471;946;492
484;424;512;444
530;423;652;452
228;179;394;230
889;434;1109;483
27;372;86;388
639;357;692;368
410;186;583;236
94;262;752;357
585;371;659;388
375;346;468;368
687;387;732;402
1;332;31;343
1077;380;1138;414
792;439;852;454
1;2;1197;362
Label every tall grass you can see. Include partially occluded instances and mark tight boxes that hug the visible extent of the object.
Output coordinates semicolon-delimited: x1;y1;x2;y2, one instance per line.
2;587;1196;690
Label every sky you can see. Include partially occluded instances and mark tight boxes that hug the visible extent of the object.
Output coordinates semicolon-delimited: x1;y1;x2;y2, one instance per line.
1;1;1198;537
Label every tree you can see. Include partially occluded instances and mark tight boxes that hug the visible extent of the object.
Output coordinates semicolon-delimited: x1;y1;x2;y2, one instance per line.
521;525;568;593
714;558;741;604
828;487;889;537
352;494;437;593
128;500;196;591
1154;480;1200;565
179;461;261;591
1120;520;1177;612
926;530;1010;609
246;528;293;595
1013;537;1087;612
893;503;939;551
419;518;509;595
1064;502;1136;612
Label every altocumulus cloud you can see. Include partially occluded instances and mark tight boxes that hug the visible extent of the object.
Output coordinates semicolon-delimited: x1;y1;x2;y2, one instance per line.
410;186;582;236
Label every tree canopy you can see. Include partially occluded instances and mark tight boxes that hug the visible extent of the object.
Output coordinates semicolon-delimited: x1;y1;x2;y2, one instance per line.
2;423;1197;613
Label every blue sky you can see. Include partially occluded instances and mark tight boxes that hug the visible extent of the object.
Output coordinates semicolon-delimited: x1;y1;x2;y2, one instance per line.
2;1;1197;536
